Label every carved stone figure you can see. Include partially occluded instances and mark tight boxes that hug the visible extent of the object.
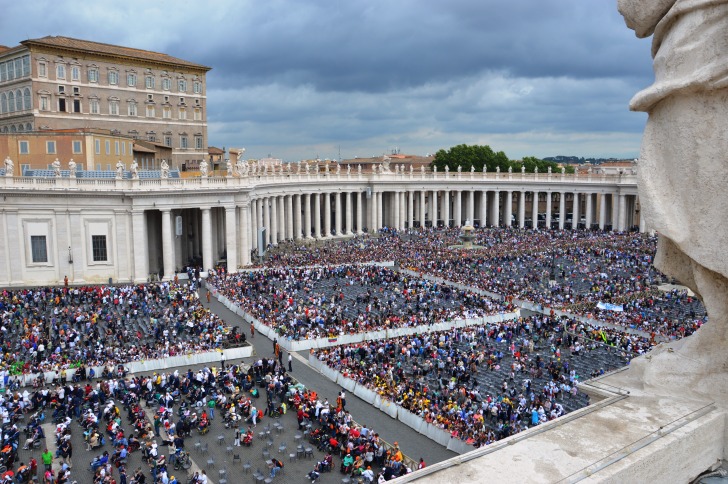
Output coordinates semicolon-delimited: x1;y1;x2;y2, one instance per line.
347;164;351;175
508;166;512;174
305;163;310;174
4;157;13;177
548;166;552;174
560;167;565;174
534;167;538;174
68;159;77;178
614;0;728;398
130;159;139;179
457;165;462;173
199;160;208;178
445;166;450;173
496;166;500;173
410;165;414;174
52;158;61;177
115;160;125;179
433;166;438;173
381;155;391;173
471;165;475;173
357;165;361;174
521;165;526;173
226;160;233;177
160;160;170;179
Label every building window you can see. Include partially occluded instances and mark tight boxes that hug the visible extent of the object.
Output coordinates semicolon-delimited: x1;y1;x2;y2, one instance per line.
193;108;201;121
8;61;14;80
90;99;100;114
72;140;82;154
193;81;202;94
109;100;119;115
22;56;30;76
127;73;136;87
105;140;110;155
38;62;47;78
146;105;155;118
91;235;108;262
88;68;99;83
18;140;29;154
195;136;203;150
58;98;66;112
164;135;172;147
180;136;188;149
108;70;118;85
178;79;187;92
121;142;125;155
128;102;137;116
71;66;80;81
56;64;65;79
46;141;56;154
148;134;156;142
7;91;14;112
95;139;101;154
162;78;171;91
179;107;186;120
30;235;48;263
145;76;154;89
162;106;171;119
73;99;81;113
114;141;120;155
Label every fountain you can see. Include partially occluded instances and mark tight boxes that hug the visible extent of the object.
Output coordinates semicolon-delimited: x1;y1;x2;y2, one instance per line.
449;220;483;250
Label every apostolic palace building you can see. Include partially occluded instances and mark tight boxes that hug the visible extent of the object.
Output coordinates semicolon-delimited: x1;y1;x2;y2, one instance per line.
0;37;643;287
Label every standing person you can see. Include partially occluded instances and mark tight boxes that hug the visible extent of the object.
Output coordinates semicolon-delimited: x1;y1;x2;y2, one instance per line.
288;353;293;372
250;323;255;338
63;275;68;288
41;449;53;472
233;426;241;447
207;397;215;420
206;289;211;303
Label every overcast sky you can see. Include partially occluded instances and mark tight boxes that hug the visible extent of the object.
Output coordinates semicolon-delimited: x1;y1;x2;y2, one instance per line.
1;0;653;161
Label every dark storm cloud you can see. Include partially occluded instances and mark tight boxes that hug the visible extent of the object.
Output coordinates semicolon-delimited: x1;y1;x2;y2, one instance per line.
0;0;653;160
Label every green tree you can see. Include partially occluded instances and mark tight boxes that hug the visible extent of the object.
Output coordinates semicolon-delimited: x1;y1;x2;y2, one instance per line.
432;145;575;173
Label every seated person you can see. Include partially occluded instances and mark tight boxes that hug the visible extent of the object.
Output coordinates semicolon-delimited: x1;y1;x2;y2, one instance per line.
268;458;283;478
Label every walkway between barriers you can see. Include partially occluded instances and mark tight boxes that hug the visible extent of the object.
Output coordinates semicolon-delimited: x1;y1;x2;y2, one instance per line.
198;286;458;466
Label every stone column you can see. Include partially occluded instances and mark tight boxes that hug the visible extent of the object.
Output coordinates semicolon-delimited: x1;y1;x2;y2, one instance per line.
480;190;487;227
249;200;257;250
161;209;175;280
256;200;264;246
393;191;401;230
399;192;406;230
376;191;383;230
270;196;278;245
225;205;237;272
585;193;593;229
639;208;646;233
505;191;513;227
419;191;426;227
263;198;271;246
454;190;462;227
368;191;376;231
132;210;149;283
201;207;213;271
531;191;539;229
558;192;566;230
491;191;500;227
345;192;353;235
443;191;450;227
432;190;439;227
467;190;475;223
618;193;627;232
572;193;579;230
335;192;342;236
304;193;312;239
286;195;294;239
240;203;251;266
323;192;331;237
599;193;607;230
407;191;414;228
356;191;363;234
294;194;302;239
518;191;526;228
278;196;286;240
545;192;552;229
611;193;619;230
314;193;322;238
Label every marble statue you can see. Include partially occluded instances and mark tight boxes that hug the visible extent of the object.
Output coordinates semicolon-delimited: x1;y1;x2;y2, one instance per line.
160;160;170;179
297;161;302;174
381;155;391;173
115;160;125;179
347;164;351;175
410;165;414;175
305;163;310;174
521;165;526;174
534;167;538;175
420;165;425;174
130;159;139;179
3;157;13;177
496;166;500;173
52;158;61;177
199;160;208;178
471;165;475;173
357;165;361;174
445;165;450;174
615;0;728;400
560;167;565;174
548;166;552;174
508;166;512;174
226;160;233;177
457;165;462;173
68;159;77;178
434;166;438;173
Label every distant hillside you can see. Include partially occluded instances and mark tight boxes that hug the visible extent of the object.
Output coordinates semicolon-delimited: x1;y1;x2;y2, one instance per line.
543;156;634;164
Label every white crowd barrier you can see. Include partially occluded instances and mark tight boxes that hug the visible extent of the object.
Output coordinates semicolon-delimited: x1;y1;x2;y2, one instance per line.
13;344;253;388
308;351;475;454
214;290;519;352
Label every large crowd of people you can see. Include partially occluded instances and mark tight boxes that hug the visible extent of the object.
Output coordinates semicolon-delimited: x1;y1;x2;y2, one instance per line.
250;228;706;340
0;280;246;382
208;265;513;340
313;313;644;448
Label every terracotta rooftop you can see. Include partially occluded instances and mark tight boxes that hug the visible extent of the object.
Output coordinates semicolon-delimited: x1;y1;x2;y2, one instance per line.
21;36;211;71
208;146;224;155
